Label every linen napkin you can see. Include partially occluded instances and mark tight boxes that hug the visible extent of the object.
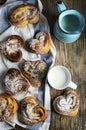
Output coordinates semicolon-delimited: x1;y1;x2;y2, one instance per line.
0;0;56;130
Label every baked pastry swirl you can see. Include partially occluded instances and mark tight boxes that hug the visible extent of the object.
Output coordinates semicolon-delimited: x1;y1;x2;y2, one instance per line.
53;90;80;117
27;32;50;54
9;4;40;28
0;35;23;62
20;60;47;88
3;68;30;95
0;93;18;121
18;96;47;125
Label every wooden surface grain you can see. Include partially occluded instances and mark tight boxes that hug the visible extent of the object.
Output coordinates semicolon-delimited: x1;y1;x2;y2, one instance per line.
12;0;86;130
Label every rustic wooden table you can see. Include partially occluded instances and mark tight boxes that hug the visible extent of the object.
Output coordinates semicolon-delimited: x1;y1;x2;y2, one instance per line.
13;0;86;130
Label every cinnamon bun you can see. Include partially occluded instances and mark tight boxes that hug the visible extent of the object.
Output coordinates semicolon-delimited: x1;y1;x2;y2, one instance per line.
3;68;30;95
27;32;50;54
53;90;80;117
9;4;40;28
0;93;18;121
0;35;23;62
20;60;47;88
18;96;47;125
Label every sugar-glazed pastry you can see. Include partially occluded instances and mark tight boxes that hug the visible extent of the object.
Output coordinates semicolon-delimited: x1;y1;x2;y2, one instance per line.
0;93;18;121
27;32;51;54
0;35;23;62
9;4;40;28
53;90;80;117
3;68;30;95
20;60;47;88
18;96;47;125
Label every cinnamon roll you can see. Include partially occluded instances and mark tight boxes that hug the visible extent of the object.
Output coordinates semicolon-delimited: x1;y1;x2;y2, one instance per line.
3;68;30;95
0;35;23;62
27;32;50;54
20;60;47;88
0;93;18;121
53;90;80;117
9;4;40;28
18;96;47;125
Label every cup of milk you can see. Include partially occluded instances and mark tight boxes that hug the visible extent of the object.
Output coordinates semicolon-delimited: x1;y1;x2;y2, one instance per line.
47;66;77;90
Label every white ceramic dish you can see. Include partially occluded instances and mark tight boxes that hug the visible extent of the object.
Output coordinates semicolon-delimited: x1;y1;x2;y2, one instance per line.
47;66;77;90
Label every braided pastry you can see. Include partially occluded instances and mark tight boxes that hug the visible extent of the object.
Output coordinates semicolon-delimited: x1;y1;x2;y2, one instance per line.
53;90;80;117
18;96;47;125
3;68;30;95
20;60;47;88
9;4;40;28
27;32;50;54
0;35;23;62
0;93;18;121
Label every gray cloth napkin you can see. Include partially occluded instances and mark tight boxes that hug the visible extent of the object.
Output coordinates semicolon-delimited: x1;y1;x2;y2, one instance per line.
0;0;56;130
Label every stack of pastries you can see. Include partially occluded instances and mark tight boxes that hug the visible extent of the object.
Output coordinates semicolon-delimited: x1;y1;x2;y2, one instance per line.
0;62;48;123
0;28;49;124
0;0;52;126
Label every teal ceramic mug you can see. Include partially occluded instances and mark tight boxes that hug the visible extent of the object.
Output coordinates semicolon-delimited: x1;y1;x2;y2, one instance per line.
53;1;85;43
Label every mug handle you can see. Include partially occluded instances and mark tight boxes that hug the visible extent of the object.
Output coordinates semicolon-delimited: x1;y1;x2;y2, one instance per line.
56;1;66;13
68;81;77;89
